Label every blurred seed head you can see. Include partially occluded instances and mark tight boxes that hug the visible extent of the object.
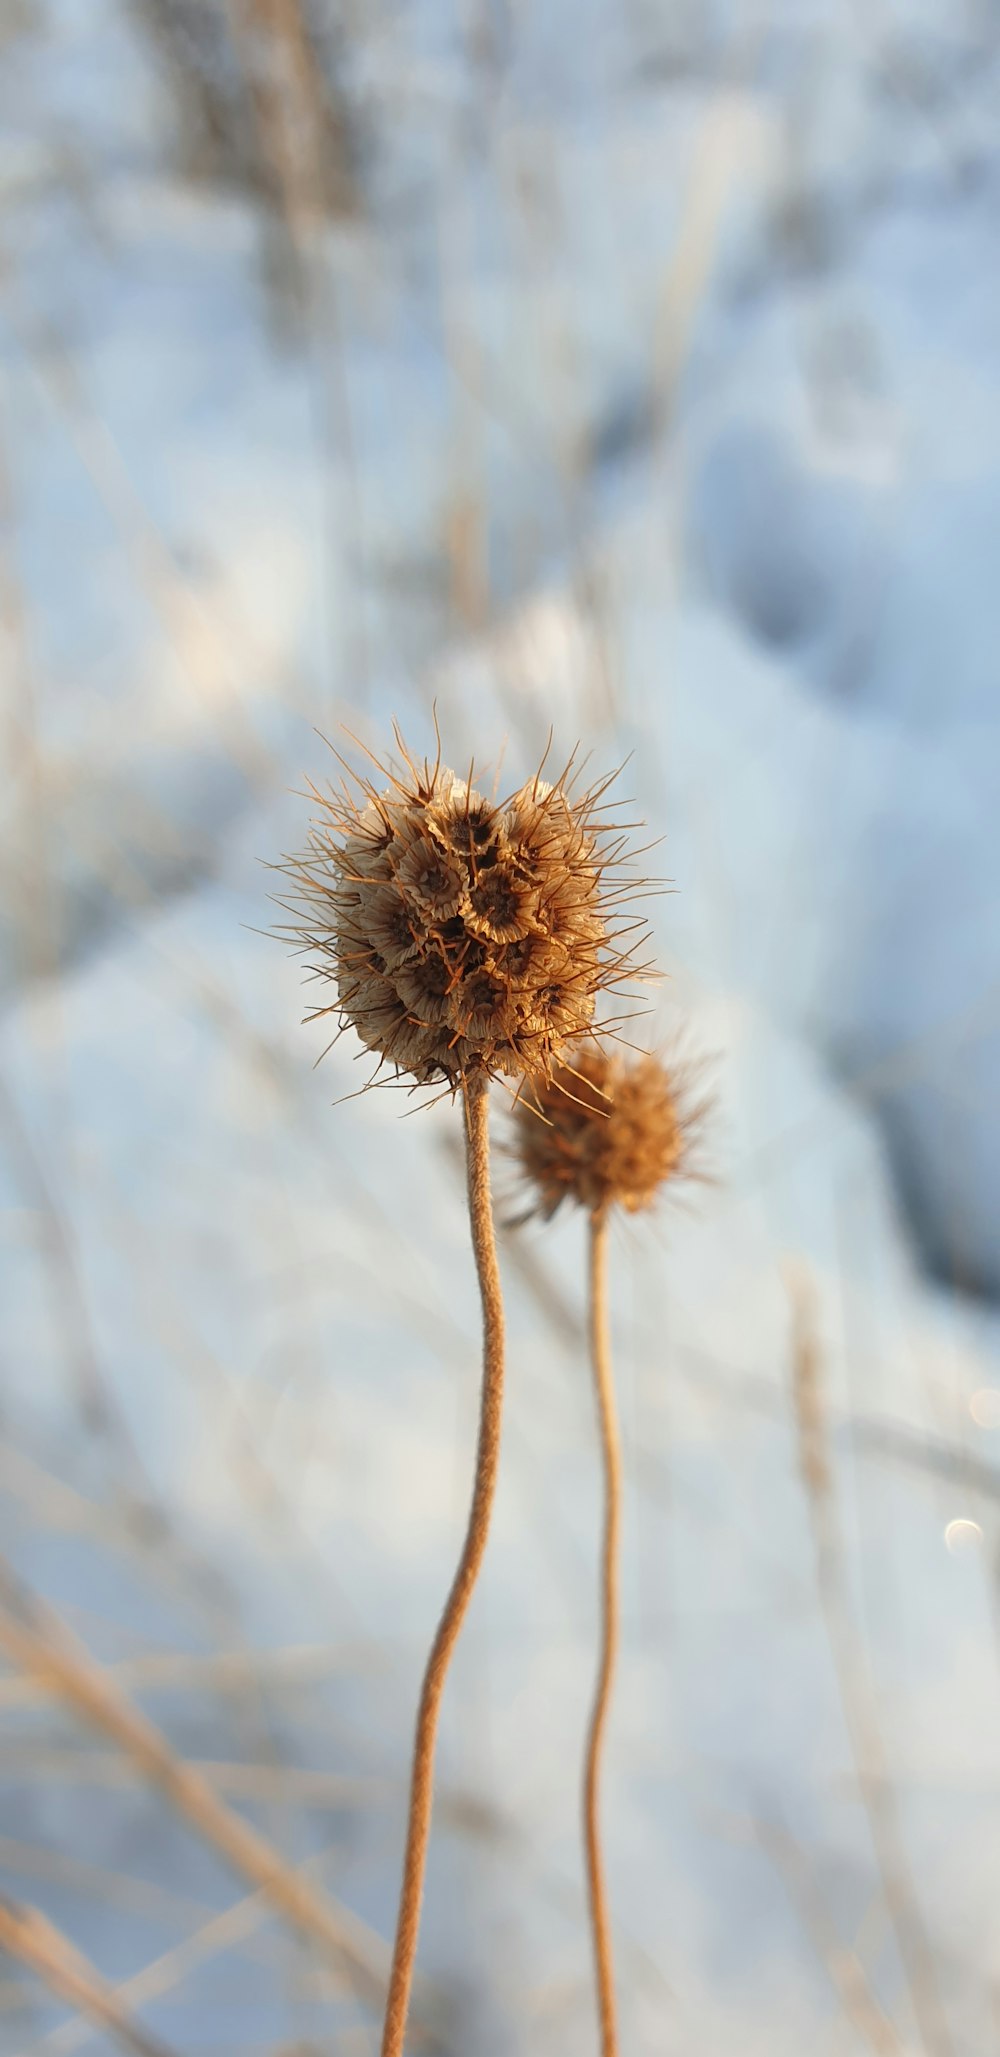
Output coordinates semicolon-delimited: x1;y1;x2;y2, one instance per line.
276;732;654;1093
512;1041;709;1219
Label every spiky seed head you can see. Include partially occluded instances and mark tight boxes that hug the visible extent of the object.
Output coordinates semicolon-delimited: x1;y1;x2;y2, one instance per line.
512;1040;708;1218
276;735;653;1093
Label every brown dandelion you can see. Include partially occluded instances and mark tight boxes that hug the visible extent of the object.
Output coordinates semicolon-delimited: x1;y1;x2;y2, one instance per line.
510;1040;709;2057
272;729;656;2057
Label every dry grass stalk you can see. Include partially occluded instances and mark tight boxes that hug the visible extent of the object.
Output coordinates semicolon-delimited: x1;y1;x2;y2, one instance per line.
788;1271;954;2057
0;1639;364;1713
0;1078;157;1502
0;1895;178;2057
379;1070;505;2056
788;1266;829;1504
236;0;330;229
24;1852;347;2057
511;1043;707;2057
0;1565;403;2019
725;1813;906;2057
8;318;270;786
3;1745;380;1810
583;1206;622;2057
133;0;356;223
444;492;489;631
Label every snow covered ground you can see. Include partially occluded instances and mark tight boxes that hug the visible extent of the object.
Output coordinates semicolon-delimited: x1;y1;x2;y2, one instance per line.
1;2;999;2052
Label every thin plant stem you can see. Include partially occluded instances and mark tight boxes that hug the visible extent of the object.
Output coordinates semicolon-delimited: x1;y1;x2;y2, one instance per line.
0;1893;180;2057
584;1204;621;2057
380;1069;506;2057
789;1275;953;2057
0;1567;391;2011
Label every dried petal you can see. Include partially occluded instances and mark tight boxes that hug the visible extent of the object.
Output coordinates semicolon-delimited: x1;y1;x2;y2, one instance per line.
394;833;468;923
464;860;539;944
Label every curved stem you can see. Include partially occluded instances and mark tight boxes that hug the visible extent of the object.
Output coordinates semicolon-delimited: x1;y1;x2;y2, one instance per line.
584;1205;621;2057
380;1071;506;2057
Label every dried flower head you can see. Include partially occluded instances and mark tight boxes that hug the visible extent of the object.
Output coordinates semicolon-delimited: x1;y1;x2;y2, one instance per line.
276;731;653;1092
512;1040;709;1218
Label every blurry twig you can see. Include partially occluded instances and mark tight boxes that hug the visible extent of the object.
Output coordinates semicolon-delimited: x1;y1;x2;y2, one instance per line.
0;1636;370;1712
0;1563;425;2025
850;1418;1000;1507
721;1811;905;2056
0;1897;178;2057
788;1269;954;2057
0;1835;243;1943
0;1079;163;1518
7;1853;344;2057
224;0;336;238
0;1440;300;1685
650;83;766;441
1;1747;382;1810
0;312;278;781
0;418;60;990
136;0;356;226
222;0;369;706
0;1109;283;1713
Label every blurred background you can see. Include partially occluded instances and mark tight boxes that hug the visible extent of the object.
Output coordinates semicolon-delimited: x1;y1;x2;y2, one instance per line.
1;1;999;2050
